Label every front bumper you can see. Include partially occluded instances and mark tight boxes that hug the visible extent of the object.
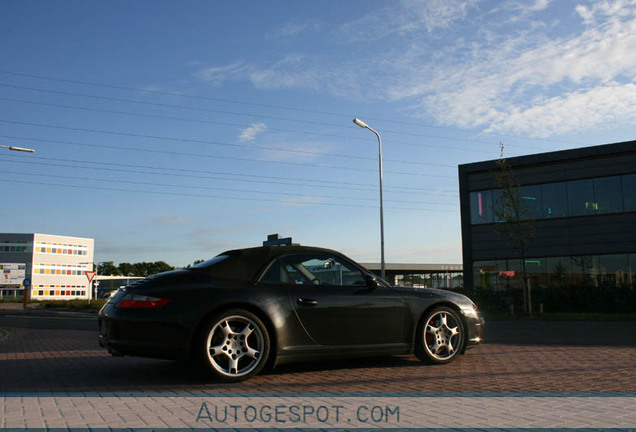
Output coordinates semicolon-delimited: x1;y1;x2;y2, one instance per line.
463;310;485;348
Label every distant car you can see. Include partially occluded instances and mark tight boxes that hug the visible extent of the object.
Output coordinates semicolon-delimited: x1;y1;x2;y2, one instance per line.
98;245;484;382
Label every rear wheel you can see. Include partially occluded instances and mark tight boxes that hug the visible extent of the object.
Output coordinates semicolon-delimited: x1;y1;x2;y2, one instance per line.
415;306;465;365
199;309;270;382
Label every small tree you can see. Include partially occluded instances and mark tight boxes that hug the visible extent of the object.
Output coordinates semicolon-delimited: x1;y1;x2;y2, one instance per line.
493;143;536;314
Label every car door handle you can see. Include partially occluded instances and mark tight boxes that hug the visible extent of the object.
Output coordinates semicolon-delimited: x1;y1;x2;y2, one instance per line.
297;298;318;306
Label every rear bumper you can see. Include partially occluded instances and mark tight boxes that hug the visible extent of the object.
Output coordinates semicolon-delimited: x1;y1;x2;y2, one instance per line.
99;334;183;360
98;304;191;361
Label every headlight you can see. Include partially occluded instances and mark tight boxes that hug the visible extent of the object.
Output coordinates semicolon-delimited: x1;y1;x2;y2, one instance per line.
461;307;479;319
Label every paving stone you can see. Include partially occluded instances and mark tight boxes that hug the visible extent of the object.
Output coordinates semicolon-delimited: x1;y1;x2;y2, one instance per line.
0;319;634;428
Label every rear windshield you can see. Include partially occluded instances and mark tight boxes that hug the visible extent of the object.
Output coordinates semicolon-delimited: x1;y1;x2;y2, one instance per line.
191;254;230;269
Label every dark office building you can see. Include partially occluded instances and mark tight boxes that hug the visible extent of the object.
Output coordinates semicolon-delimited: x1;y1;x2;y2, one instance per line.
458;140;636;313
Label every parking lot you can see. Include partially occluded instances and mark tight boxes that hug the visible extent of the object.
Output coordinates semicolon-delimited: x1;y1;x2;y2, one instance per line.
1;308;635;394
1;307;635;429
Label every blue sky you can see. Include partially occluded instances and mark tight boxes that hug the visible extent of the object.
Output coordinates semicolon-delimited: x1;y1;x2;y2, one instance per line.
1;0;635;267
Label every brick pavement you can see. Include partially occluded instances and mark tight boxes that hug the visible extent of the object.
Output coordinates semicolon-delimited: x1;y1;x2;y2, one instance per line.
0;325;634;393
1;320;635;429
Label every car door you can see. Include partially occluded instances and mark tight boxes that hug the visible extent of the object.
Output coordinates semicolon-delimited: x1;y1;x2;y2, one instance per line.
263;252;407;346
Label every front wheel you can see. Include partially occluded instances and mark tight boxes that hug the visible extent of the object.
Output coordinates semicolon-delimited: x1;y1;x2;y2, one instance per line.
199;309;270;382
415;306;465;365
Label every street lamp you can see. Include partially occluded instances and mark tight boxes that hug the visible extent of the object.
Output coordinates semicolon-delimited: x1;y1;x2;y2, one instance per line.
352;118;385;280
3;143;37;308
0;144;35;153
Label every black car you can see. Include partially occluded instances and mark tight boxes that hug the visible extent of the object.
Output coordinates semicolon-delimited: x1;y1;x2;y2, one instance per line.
98;245;484;382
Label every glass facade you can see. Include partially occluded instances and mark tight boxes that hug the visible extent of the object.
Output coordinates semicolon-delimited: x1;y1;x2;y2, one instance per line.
521;185;542;218
470;173;635;224
1;240;29;253
473;253;636;313
541;181;568;218
394;271;464;289
623;174;636;211
469;190;494;224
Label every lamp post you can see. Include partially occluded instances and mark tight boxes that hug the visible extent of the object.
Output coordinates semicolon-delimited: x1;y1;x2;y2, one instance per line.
352;118;385;280
3;144;36;307
0;144;35;153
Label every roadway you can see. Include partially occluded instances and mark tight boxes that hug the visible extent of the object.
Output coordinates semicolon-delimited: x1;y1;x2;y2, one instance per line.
0;306;634;393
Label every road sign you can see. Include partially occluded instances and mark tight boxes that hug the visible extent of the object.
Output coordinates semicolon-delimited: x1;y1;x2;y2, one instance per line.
85;271;97;283
22;278;31;288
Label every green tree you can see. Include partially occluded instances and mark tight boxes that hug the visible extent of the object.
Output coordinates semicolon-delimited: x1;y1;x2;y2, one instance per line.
114;261;175;277
97;261;120;276
118;262;136;276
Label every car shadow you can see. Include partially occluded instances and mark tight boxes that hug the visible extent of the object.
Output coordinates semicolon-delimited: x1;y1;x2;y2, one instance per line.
263;355;420;376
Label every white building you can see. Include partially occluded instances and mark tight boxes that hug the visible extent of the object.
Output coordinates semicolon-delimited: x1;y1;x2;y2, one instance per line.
0;233;95;300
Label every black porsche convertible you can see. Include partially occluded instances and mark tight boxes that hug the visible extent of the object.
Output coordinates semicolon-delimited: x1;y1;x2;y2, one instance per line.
98;244;484;382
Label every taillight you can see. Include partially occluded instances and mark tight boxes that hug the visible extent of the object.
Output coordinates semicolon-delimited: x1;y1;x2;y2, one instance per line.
116;294;171;309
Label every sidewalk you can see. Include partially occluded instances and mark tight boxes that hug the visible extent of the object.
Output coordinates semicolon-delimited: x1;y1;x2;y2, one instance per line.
486;319;636;346
0;301;98;317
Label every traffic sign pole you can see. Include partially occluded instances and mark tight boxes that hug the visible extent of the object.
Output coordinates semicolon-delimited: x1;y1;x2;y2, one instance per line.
22;278;31;309
85;271;97;301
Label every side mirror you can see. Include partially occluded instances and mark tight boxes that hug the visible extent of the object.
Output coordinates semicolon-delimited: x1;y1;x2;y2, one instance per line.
366;275;384;290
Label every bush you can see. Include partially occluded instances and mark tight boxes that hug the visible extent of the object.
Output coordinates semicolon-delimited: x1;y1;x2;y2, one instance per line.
35;299;107;311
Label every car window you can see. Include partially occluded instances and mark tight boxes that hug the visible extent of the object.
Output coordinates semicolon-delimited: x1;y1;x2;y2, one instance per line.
191;254;230;269
260;253;367;286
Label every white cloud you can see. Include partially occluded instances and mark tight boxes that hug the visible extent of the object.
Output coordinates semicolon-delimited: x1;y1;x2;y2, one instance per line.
155;214;192;225
238;123;268;142
279;195;327;208
194;0;636;138
577;0;636;25
255;139;333;163
271;19;321;39
247;54;324;90
337;0;478;41
195;61;251;85
485;83;636;136
528;0;551;11
196;55;326;92
395;0;636;136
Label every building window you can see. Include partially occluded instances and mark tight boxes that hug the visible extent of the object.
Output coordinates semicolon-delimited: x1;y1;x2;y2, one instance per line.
567;179;596;216
623;174;636;212
629;254;636;288
545;257;572;287
520;185;542;218
0;241;30;254
541;182;568;218
475;253;634;291
471;173;636;225
599;254;630;288
469;190;494;224
570;255;599;287
595;176;623;214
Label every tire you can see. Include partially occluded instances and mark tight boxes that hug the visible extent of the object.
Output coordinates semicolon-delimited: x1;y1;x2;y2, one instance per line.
199;309;270;382
414;306;465;365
